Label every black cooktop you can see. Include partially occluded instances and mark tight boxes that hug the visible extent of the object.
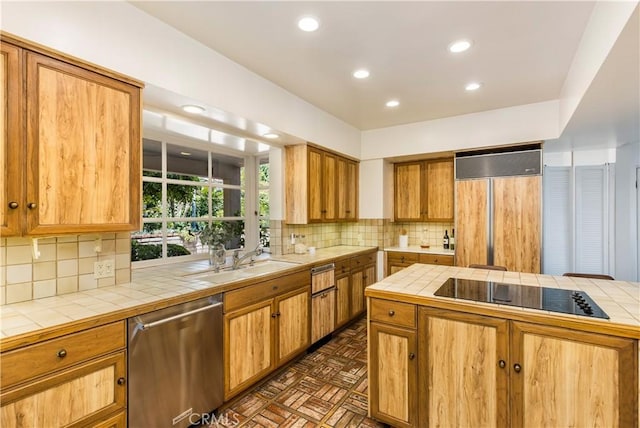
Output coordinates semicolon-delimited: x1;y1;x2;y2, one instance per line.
434;278;609;319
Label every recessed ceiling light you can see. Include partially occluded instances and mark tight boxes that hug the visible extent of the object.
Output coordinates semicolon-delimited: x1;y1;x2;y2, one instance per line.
181;105;205;114
353;69;370;79
180;151;191;156
386;100;400;108
449;39;472;53
298;16;319;32
263;133;279;139
465;82;482;91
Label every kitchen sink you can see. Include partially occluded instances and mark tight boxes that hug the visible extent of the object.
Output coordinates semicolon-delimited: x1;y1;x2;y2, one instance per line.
186;259;300;283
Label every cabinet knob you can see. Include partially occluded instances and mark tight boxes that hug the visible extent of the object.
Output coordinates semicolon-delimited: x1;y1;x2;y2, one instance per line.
513;363;522;373
400;257;405;262
409;353;415;360
498;360;506;369
272;286;278;291
388;310;395;317
27;202;37;209
117;377;126;386
276;311;281;317
8;201;18;209
57;349;67;358
272;313;277;318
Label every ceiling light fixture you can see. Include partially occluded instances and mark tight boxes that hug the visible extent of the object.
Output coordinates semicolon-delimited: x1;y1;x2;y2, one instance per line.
263;133;279;139
465;82;482;91
298;16;319;32
180;151;192;156
353;69;370;79
386;100;400;108
449;39;472;53
181;104;205;114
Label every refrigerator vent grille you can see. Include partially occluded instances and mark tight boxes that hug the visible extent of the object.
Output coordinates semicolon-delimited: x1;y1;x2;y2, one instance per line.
455;149;541;180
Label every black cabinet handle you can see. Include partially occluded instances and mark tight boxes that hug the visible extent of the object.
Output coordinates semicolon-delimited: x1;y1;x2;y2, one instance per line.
272;313;277;318
8;201;18;209
57;349;67;358
388;310;395;317
513;363;522;373
498;360;506;369
409;353;415;360
117;377;126;386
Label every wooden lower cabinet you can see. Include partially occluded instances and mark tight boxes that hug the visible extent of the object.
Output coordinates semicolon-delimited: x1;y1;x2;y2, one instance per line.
386;251;453;276
0;352;126;428
224;286;310;400
311;288;335;343
335;275;351;328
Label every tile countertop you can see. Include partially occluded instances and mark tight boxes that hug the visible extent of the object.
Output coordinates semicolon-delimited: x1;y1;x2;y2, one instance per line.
0;245;377;347
385;246;454;255
366;263;640;339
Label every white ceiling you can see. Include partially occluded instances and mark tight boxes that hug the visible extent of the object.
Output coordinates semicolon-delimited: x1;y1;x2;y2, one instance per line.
131;1;595;131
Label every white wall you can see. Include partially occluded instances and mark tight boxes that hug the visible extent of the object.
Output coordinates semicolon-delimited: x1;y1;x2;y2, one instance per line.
1;1;361;158
615;141;640;281
559;1;639;131
543;149;616;167
361;100;559;160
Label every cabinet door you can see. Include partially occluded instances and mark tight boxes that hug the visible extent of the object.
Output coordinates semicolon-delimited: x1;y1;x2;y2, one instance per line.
311;289;335;343
455;179;489;267
307;148;323;222
493;176;541;273
364;264;376;287
350;269;365;317
511;322;637;428
0;352;126;428
225;300;274;398
335;275;351;327
426;159;454;221
337;158;358;221
395;163;422;221
369;322;417;428
0;42;22;237
25;52;141;235
276;288;310;364
418;308;509;428
322;152;337;221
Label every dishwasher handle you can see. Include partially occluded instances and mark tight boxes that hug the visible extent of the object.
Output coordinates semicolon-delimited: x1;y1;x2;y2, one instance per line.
311;263;335;275
139;302;223;330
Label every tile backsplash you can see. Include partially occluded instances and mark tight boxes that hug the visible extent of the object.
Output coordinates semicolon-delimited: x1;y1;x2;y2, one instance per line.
0;233;131;305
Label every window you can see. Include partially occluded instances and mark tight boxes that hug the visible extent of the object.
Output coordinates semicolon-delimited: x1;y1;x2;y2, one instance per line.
258;157;270;250
132;138;250;264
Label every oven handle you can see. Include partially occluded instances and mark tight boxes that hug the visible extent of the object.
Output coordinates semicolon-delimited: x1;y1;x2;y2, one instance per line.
311;263;335;275
139;302;223;330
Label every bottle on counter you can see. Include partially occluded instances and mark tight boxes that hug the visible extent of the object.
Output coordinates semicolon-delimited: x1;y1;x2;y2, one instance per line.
450;228;455;251
443;230;450;249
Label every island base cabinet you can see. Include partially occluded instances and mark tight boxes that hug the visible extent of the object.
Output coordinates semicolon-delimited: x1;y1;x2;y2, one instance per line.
369;322;417;428
418;308;509;428
510;322;638;428
0;352;126;428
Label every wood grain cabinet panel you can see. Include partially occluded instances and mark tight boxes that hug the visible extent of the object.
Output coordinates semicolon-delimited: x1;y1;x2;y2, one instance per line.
335;275;351;328
286;144;358;224
311;289;335;344
369;322;417;428
0;352;126;428
0;34;143;236
454;179;489;268
0;41;22;237
394;158;454;222
276;288;310;364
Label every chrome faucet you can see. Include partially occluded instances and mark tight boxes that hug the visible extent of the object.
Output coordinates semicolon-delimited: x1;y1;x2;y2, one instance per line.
232;245;263;269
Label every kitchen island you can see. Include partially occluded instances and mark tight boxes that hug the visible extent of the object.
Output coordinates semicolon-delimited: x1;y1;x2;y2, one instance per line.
365;263;639;428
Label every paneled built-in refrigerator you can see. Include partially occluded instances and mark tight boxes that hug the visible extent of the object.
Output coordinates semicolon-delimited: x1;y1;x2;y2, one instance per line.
454;146;542;273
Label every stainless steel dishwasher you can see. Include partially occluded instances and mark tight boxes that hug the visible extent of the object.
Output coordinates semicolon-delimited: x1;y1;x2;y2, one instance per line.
128;294;223;428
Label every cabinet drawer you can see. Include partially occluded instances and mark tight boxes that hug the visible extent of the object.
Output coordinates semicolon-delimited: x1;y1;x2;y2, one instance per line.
335;258;351;276
419;254;454;266
387;252;419;264
352;253;375;269
1;321;125;388
370;299;416;328
225;270;309;313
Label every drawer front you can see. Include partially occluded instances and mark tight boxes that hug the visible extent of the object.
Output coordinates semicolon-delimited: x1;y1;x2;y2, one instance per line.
225;270;309;312
352;253;375;270
370;299;416;328
387;252;419;264
335;258;351;276
1;321;125;388
311;269;335;294
419;254;454;266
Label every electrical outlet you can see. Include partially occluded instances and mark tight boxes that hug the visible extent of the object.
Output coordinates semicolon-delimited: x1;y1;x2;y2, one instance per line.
94;259;115;279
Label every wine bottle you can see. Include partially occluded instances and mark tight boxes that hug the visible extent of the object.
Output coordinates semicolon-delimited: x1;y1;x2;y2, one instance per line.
450;228;455;251
443;230;449;249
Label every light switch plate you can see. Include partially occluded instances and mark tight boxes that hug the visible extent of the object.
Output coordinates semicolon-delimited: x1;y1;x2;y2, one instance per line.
94;259;115;279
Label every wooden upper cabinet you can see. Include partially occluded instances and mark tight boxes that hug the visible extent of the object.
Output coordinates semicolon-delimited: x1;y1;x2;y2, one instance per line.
286;144;359;224
0;34;143;236
394;158;454;222
0;42;22;237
